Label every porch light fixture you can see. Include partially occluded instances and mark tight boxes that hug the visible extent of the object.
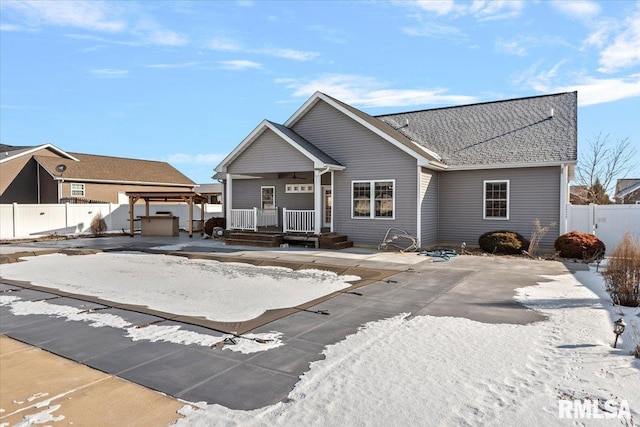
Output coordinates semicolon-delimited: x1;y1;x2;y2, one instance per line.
613;318;626;348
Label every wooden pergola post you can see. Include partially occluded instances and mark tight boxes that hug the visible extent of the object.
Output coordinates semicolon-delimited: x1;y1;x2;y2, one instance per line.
128;195;140;237
188;196;194;238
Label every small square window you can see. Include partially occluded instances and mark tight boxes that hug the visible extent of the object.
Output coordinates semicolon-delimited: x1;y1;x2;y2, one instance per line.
484;180;509;219
71;183;85;197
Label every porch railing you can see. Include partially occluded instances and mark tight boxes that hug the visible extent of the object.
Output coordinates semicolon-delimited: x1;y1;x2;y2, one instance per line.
229;208;257;231
229;208;279;231
283;208;315;233
257;208;278;227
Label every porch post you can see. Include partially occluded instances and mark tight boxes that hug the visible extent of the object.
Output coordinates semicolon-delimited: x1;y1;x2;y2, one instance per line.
314;170;322;234
330;171;334;233
225;173;232;230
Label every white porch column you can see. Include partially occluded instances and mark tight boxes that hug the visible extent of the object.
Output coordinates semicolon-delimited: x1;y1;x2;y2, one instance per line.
314;170;322;234
225;173;233;230
330;171;334;233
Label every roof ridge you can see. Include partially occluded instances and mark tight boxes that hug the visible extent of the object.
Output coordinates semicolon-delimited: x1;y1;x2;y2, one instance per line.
374;91;577;118
68;152;170;164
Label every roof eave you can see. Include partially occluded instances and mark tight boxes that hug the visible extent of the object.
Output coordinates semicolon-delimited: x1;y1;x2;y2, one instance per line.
445;160;577;171
0;143;79;164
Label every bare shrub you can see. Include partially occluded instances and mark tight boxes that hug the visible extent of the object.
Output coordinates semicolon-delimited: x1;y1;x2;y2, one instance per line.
90;212;107;236
478;230;530;255
527;218;556;257
602;232;640;307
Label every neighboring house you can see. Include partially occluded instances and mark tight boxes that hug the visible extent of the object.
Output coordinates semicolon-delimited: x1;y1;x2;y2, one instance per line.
215;91;577;248
615;179;640;204
195;183;223;205
1;144;195;204
570;185;589;205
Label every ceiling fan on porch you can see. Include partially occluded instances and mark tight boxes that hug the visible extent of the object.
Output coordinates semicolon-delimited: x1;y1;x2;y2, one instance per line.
279;171;306;179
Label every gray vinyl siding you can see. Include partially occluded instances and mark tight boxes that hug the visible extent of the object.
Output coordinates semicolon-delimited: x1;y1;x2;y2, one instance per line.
420;168;439;246
438;166;561;248
292;100;418;245
231;173;314;213
227;129;313;174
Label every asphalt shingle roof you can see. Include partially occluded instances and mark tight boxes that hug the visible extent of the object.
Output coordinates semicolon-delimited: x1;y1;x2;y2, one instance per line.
35;153;195;186
376;92;577;167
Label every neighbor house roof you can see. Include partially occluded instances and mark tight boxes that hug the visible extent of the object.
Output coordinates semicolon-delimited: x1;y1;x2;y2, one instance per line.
0;143;78;163
35;153;195;187
376;91;577;168
615;179;640;198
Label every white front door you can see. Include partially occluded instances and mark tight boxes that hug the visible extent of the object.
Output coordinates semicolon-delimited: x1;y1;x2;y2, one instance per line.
322;185;332;228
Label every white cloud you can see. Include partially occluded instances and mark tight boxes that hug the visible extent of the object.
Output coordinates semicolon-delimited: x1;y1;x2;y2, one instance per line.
219;60;262;71
207;37;319;61
90;68;129;78
495;34;569;57
259;48;320;61
208;37;243;51
1;0;126;32
550;0;601;20
512;61;567;92
402;22;462;38
412;0;457;16
147;62;201;69
597;12;640;73
557;74;640;106
495;37;528;56
277;74;477;108
397;0;524;21
468;0;525;21
165;153;227;165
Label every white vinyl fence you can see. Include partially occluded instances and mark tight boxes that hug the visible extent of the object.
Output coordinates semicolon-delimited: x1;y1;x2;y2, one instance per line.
567;204;640;251
0;203;223;240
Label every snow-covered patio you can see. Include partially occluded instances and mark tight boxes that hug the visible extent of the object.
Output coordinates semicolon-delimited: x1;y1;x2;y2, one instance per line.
1;244;638;425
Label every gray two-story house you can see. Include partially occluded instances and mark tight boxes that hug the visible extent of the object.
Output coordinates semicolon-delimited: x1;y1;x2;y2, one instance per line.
215;91;577;249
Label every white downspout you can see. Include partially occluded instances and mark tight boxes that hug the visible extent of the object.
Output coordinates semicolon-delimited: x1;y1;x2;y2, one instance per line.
330;170;334;233
416;166;422;249
559;164;568;235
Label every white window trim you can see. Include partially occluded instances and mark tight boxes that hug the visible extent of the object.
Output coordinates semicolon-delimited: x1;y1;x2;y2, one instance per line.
351;179;396;220
70;183;85;197
261;186;275;209
483;180;510;220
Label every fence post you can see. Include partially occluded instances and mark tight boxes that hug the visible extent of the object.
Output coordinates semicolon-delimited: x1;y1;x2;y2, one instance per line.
283;208;288;233
253;207;258;232
12;202;17;238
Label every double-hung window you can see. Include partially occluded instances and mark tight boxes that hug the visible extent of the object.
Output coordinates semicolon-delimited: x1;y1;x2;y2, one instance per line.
352;180;395;219
483;180;509;219
70;183;85;197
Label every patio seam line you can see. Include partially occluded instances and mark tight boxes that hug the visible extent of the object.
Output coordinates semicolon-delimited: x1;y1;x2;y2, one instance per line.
172;361;251;398
102;347;187;376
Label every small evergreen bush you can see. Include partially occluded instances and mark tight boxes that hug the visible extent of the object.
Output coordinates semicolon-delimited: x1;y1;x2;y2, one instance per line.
478;230;530;255
602;232;639;307
554;231;605;259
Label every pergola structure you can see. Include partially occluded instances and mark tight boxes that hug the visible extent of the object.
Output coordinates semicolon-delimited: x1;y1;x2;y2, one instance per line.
125;191;207;238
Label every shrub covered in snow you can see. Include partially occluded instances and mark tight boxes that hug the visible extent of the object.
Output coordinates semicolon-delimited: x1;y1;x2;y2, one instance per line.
478;230;530;255
554;231;605;260
602;232;639;307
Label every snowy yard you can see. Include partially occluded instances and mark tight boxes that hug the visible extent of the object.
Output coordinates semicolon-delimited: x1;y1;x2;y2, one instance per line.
173;267;640;426
1;253;638;425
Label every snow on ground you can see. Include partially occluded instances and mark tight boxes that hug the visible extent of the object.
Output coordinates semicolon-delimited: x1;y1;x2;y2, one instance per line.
0;295;283;354
0;252;359;322
173;267;640;427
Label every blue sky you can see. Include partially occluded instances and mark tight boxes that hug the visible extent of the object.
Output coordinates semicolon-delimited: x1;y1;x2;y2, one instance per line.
1;0;639;190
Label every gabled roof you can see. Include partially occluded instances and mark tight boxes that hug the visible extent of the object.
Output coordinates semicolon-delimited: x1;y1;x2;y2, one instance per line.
35;153;195;186
616;179;640;198
0;143;79;163
284;92;444;168
216;119;343;173
376;92;577;168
